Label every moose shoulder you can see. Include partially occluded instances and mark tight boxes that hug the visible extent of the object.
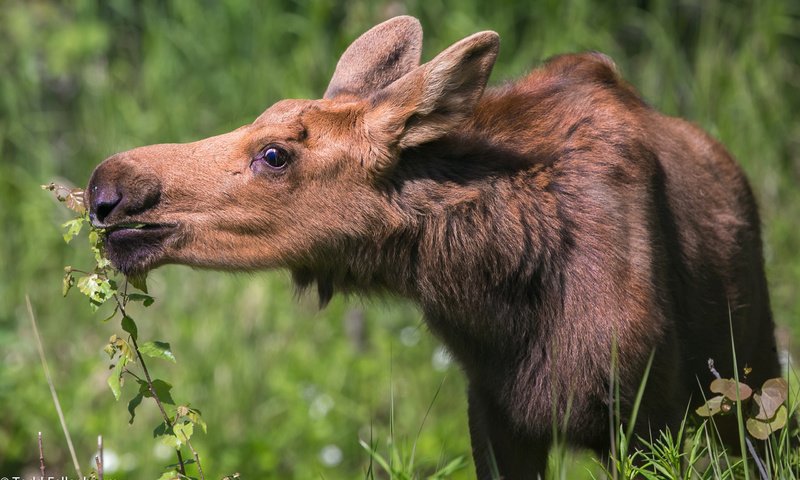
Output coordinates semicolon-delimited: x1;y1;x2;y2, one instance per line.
86;16;779;479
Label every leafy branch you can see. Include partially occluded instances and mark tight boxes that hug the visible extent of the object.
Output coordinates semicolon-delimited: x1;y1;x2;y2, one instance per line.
44;183;206;480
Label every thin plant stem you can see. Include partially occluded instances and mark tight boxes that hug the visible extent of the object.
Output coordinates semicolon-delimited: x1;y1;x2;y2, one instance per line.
113;291;187;477
184;435;206;480
26;296;84;479
96;435;104;480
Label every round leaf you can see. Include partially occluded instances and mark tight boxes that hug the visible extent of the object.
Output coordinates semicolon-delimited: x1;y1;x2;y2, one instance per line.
696;395;725;417
710;378;752;401
755;378;788;420
747;405;788;440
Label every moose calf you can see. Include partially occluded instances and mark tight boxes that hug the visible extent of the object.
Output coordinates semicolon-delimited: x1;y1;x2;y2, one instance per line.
86;16;780;479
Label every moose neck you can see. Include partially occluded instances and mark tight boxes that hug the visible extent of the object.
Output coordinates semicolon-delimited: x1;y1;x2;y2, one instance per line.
294;128;568;375
402;138;567;359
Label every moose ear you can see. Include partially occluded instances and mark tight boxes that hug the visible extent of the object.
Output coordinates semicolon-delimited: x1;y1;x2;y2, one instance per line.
324;16;423;99
365;30;499;164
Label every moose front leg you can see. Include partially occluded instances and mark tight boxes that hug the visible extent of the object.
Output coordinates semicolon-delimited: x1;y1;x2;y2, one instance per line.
467;386;549;480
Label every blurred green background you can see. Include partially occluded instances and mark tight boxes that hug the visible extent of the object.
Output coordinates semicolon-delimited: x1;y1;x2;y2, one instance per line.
1;0;798;478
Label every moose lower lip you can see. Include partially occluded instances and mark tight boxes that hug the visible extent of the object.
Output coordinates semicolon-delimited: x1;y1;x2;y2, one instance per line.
105;224;176;242
102;223;178;275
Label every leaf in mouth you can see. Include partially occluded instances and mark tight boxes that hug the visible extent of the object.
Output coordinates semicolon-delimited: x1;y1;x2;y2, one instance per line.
128;273;149;293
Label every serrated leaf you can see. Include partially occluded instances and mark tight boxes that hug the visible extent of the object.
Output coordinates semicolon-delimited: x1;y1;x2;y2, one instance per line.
127;393;143;424
128;274;148;293
754;378;789;420
173;421;194;443
127;293;155;307
139;341;176;363
159;434;182;450
696;395;725;417
747;405;788;439
121;316;138;341
76;273;114;306
157;470;180;480
145;379;175;405
108;355;128;400
710;378;752;401
89;298;101;312
46;182;86;214
62;218;84;243
64;189;86;214
96;256;112;269
153;421;169;438
185;407;207;433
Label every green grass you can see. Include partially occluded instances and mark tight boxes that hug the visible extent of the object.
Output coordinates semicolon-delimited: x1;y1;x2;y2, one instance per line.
1;0;798;478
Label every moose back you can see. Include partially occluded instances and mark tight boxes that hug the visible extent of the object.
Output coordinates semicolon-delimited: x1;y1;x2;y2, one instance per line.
86;16;779;479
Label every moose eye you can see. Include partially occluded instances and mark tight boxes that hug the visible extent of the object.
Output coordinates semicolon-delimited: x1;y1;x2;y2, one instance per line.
264;148;286;168
252;146;289;173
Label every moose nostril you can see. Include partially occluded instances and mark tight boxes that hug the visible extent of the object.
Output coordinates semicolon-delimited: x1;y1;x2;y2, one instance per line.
90;185;122;224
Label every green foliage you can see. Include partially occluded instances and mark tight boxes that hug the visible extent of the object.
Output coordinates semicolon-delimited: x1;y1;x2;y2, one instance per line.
360;438;468;480
45;191;209;478
3;0;799;478
139;341;177;363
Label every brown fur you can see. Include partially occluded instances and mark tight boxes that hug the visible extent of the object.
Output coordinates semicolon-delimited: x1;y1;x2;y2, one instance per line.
86;16;779;479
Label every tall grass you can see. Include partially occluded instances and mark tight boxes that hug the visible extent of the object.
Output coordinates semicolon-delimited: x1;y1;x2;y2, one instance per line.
1;0;798;478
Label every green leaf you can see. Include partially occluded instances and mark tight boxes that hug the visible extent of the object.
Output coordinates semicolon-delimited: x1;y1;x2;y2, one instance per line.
127;293;155;307
177;406;207;433
187;407;207;434
76;273;115;306
95;255;112;269
127;393;143;424
434;456;467;476
695;395;726;417
107;355;128;401
139;341;176;363
747;404;788;440
146;379;175;405
62;271;74;297
62;218;84;243
158;434;182;450
156;470;180;480
121;315;138;341
128;274;148;293
710;378;752;401
153;421;169;438
754;377;789;420
173;421;194;444
155;423;194;449
108;335;136;363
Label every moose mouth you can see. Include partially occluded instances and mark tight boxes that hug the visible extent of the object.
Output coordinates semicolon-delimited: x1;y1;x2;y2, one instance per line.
102;222;178;275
